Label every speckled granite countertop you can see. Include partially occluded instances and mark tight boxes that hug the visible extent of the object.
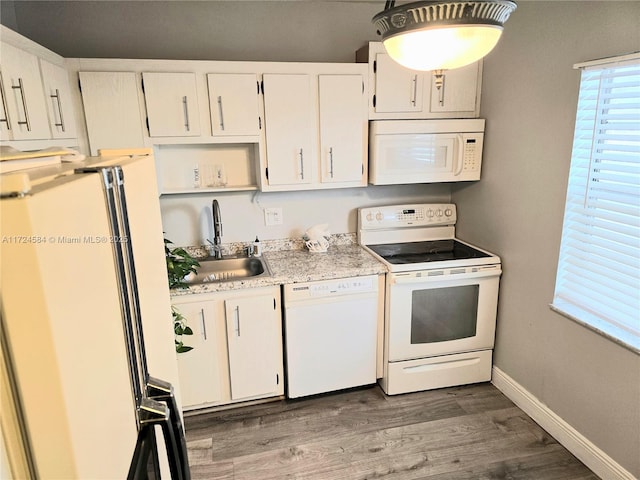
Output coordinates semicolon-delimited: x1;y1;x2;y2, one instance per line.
170;234;387;297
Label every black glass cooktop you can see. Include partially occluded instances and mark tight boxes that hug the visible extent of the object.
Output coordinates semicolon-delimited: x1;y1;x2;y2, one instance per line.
368;239;491;265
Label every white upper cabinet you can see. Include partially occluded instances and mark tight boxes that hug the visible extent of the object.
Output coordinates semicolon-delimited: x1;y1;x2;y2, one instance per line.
207;73;260;137
358;42;482;119
262;73;315;187
39;59;77;139
142;72;201;137
79;71;145;156
0;42;51;140
261;66;368;191
429;64;481;114
372;52;425;114
318;74;367;185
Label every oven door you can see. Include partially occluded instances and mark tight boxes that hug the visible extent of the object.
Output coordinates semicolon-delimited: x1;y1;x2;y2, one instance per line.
386;265;501;362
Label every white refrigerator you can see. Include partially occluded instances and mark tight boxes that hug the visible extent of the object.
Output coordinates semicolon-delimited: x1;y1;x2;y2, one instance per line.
0;152;188;479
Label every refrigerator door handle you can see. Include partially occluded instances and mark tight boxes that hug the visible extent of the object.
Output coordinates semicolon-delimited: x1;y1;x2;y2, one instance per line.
113;166;150;386
76;166;144;405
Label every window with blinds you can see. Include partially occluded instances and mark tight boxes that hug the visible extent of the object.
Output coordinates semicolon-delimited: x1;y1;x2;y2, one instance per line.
552;54;640;351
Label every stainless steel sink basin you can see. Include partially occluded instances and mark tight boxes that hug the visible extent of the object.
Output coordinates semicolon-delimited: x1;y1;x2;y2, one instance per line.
183;256;271;284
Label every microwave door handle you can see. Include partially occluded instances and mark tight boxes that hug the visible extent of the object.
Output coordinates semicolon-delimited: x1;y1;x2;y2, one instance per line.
454;134;465;176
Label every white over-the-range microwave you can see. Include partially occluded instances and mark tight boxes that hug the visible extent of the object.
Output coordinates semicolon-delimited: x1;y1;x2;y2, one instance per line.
368;119;485;185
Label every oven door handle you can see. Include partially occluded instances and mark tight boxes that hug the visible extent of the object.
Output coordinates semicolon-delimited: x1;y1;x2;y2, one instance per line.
391;266;501;284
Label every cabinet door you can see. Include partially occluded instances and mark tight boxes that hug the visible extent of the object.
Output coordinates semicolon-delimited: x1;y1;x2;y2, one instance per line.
0;42;50;140
262;74;315;186
142;72;200;137
39;59;77;139
207;73;260;136
79;72;145;156
175;301;223;408
225;294;281;400
374;52;424;114
429;62;480;114
318;74;366;184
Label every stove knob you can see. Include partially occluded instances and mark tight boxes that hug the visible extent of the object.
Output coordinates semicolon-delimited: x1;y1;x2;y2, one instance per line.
366;212;373;222
375;212;383;221
445;208;453;217
427;209;434;218
436;209;443;217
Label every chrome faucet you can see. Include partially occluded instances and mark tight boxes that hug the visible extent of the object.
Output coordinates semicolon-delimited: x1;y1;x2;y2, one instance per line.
211;199;223;259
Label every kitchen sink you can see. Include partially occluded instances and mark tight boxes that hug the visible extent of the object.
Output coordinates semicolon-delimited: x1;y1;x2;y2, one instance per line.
183;256;271;284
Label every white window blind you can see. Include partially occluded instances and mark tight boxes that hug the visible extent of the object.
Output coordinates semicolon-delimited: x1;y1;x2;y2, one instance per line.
552;54;640;351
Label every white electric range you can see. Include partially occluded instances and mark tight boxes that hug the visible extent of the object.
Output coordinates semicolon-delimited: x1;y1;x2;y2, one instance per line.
358;203;502;395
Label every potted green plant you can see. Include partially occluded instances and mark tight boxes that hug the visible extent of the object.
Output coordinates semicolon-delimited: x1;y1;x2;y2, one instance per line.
165;238;200;353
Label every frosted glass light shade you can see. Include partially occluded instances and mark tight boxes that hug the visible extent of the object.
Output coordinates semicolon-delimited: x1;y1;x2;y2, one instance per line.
383;25;503;71
373;1;517;72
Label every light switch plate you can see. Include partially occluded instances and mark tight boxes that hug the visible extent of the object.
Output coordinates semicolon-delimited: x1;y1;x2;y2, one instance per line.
264;207;283;226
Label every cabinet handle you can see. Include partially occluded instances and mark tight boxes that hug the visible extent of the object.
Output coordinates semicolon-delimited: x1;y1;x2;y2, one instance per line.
200;308;207;340
12;78;31;131
434;70;446;107
299;148;305;180
234;305;241;337
182;95;190;132
50;88;66;132
329;147;334;178
410;74;418;107
217;95;225;131
0;74;11;130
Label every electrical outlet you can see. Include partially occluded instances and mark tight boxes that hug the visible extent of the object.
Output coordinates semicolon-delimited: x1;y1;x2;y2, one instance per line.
264;207;283;226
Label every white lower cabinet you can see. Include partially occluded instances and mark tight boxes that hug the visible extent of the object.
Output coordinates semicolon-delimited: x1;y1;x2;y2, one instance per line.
174;301;223;408
173;286;284;410
225;294;282;400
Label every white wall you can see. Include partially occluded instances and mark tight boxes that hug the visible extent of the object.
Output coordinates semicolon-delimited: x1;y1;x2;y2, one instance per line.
452;2;640;477
160;183;450;247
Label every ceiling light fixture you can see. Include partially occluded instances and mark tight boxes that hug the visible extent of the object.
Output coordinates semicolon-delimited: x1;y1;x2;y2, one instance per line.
372;0;517;72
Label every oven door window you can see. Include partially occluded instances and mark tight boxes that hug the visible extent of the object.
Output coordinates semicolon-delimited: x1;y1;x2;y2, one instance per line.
411;285;479;344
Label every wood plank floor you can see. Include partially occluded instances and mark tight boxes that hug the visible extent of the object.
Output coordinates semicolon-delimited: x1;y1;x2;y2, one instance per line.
184;383;599;480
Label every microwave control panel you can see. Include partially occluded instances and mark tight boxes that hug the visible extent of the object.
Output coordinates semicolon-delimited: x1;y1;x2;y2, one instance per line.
462;135;483;173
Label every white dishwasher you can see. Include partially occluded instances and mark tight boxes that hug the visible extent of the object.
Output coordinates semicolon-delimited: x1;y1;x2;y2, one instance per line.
283;275;379;398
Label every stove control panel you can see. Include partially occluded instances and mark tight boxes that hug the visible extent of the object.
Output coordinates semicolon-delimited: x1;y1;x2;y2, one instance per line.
359;203;457;229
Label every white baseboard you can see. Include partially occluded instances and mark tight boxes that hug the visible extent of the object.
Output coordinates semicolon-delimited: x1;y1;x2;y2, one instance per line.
491;366;636;480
